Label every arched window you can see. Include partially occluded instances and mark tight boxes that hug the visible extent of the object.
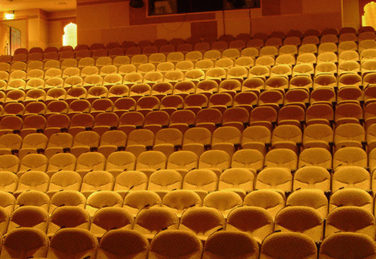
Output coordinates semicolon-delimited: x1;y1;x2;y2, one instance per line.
62;22;77;48
363;1;376;28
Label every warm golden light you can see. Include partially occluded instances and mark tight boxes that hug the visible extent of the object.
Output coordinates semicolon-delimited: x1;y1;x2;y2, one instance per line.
62;22;77;48
364;1;376;28
4;12;15;20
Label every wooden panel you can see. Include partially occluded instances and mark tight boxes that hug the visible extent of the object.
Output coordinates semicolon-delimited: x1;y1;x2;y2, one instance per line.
262;0;281;16
281;0;303;14
191;20;217;38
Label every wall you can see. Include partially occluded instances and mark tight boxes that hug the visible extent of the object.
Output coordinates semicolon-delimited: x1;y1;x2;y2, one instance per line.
252;0;342;34
0;24;10;55
47;10;77;48
0;8;76;50
342;0;360;29
2;18;28;50
76;0;343;45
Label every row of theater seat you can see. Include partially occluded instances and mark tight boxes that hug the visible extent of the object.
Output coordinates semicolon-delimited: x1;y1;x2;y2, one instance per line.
0;188;375;258
4;46;376;78
0;228;372;259
0;181;374;222
0;191;375;243
3;48;376;79
1;118;376;159
2;146;376;195
5;41;376;70
0;105;375;154
0;94;374;133
1;77;376;111
12;25;376;54
5;27;376;63
2;120;376;164
2;63;376;92
0;59;375;84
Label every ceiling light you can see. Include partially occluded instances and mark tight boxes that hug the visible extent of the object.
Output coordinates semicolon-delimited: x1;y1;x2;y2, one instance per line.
4;12;14;20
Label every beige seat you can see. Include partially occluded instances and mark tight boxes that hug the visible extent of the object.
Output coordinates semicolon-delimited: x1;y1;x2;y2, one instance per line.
0;154;19;174
293;166;331;191
264;148;298;171
298;148;332;169
330;188;373;214
125;129;154;157
286;189;328;218
310;89;336;107
46;152;76;176
334;102;363;126
1;228;49;258
0;115;23;136
114;170;147;198
218;168;255;198
70;131;101;158
222;106;250;131
133;207;179;239
104;152;135;177
86;191;123;217
0;171;18;193
333;147;368;170
319;232;376;259
15;190;50;212
18;133;48;159
136;151;167;177
123;190;161;217
179;207;224;241
241;126;271;155
231;149;264;173
274;206;324;242
259;232;317;259
162;189;202;217
48;206;90;237
148;169;182;199
49;190;86;214
182;127;212;157
153;128;183;158
203;190;242;218
166;150;198;177
303;124;333;150
14;171;50;196
80;170;115;197
90;207;133;238
198;150;231;177
249;106;278;131
97;229;149;259
211;126;241;157
47;228;98;259
334;123;365;149
8;206;49;233
244;190;285;218
271;125;302;153
325;206;375;239
76;152;106;177
332;166;370;192
47;170;82;196
45;132;73;156
255;167;292;193
203;231;259;259
0;191;16;215
149;230;202;259
242;77;265;94
226;206;273;244
183;169;218;201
